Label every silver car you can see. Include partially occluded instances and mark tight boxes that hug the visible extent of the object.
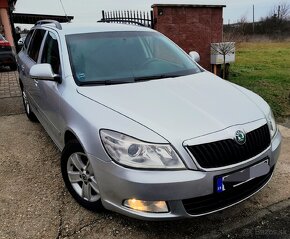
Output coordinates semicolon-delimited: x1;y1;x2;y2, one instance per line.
17;20;281;220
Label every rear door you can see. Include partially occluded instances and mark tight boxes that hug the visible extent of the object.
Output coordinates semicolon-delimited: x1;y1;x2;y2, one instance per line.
20;29;46;112
18;30;34;92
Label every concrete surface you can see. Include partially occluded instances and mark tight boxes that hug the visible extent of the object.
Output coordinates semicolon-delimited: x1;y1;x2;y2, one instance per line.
0;71;289;239
0;70;24;117
0;70;21;99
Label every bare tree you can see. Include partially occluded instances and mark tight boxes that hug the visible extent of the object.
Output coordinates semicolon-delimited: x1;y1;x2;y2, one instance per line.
266;2;290;36
279;2;290;20
211;19;246;80
237;15;248;36
211;42;235;79
270;1;290;20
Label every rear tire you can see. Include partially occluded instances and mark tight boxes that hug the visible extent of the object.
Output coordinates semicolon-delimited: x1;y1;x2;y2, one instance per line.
9;64;17;71
21;85;38;122
61;140;103;211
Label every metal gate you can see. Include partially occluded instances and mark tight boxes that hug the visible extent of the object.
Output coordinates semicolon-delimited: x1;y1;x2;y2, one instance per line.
99;10;154;29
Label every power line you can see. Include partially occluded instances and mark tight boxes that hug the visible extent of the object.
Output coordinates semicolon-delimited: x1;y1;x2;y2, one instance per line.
59;0;70;22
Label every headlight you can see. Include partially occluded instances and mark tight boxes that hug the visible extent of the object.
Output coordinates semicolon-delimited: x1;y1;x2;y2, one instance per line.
267;110;277;138
100;130;185;169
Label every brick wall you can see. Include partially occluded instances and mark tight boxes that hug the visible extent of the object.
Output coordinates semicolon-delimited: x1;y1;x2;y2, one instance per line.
0;0;8;8
152;4;225;71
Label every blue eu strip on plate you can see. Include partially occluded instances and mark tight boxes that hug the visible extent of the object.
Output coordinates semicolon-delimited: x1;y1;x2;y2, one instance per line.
217;177;224;193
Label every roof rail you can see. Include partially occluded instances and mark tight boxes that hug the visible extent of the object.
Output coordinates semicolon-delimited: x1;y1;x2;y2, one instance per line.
35;20;62;30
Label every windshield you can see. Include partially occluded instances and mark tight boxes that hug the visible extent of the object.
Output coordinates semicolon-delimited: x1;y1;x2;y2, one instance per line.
66;31;202;85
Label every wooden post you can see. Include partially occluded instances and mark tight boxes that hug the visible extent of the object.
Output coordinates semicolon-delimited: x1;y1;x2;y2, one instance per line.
213;65;217;75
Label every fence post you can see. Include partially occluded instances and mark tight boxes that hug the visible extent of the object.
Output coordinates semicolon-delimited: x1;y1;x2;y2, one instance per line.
101;10;105;21
100;10;154;28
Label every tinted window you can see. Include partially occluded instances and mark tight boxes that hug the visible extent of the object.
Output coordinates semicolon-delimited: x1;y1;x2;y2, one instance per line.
28;29;46;62
41;32;60;74
0;34;5;41
23;30;34;50
66;31;201;85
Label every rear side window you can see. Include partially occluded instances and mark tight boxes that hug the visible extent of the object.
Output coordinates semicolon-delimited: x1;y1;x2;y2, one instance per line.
41;32;61;74
27;29;46;62
23;30;34;50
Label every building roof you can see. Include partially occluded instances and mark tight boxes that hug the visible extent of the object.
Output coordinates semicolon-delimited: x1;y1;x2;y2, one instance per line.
13;13;74;24
151;4;226;8
9;0;17;5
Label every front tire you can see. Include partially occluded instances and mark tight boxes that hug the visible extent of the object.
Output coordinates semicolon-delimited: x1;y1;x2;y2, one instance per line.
61;140;103;211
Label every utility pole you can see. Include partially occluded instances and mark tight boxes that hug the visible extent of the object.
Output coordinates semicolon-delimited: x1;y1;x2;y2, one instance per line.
252;4;255;34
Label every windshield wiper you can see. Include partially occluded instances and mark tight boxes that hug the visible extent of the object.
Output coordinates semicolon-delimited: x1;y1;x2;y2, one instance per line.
78;80;134;86
134;74;181;82
78;74;181;86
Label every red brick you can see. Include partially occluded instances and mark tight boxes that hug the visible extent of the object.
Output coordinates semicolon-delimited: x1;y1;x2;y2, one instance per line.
152;5;224;71
158;24;180;35
157;15;173;24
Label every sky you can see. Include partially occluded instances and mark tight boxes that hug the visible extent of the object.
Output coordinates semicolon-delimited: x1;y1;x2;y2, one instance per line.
14;0;281;28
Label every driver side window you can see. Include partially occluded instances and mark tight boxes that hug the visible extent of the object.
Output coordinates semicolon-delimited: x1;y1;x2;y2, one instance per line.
41;32;61;74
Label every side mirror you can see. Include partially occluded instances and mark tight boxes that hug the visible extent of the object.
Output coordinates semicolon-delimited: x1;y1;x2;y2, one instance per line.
189;51;200;63
30;64;61;83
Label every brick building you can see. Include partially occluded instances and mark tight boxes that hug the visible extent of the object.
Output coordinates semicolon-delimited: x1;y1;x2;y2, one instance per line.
152;4;225;71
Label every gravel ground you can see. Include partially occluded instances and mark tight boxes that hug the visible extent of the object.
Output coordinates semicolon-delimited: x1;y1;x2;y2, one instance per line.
228;205;290;239
0;112;289;239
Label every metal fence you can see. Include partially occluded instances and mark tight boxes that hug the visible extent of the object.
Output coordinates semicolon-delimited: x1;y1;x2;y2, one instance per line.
99;10;154;29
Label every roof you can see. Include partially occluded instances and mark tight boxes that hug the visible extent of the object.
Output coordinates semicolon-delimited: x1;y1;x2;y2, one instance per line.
151;4;226;8
9;0;17;5
36;22;155;35
12;13;74;24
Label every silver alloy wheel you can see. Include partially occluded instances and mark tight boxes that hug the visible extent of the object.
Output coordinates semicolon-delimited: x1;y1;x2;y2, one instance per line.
67;152;100;202
22;90;30;114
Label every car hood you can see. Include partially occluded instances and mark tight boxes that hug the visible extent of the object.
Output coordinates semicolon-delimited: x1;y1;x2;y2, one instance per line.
77;72;265;143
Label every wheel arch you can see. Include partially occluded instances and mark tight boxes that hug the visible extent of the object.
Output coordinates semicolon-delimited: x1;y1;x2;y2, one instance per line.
64;130;78;145
63;129;86;154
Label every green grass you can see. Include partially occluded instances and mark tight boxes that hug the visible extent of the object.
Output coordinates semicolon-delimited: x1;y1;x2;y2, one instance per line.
229;42;290;119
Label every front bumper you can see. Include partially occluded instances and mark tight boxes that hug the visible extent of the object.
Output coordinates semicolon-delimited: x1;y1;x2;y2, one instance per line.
89;130;282;220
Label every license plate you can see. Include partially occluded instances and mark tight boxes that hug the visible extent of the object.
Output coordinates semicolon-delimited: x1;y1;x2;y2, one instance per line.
216;159;270;193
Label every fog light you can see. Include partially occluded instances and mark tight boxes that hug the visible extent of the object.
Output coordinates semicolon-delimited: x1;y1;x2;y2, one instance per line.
123;199;168;213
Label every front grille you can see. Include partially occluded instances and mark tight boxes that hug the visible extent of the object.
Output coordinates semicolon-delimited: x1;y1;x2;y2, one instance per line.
182;167;274;215
187;124;271;169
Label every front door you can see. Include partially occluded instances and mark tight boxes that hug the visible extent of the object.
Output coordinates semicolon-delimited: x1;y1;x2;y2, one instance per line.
37;31;62;146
